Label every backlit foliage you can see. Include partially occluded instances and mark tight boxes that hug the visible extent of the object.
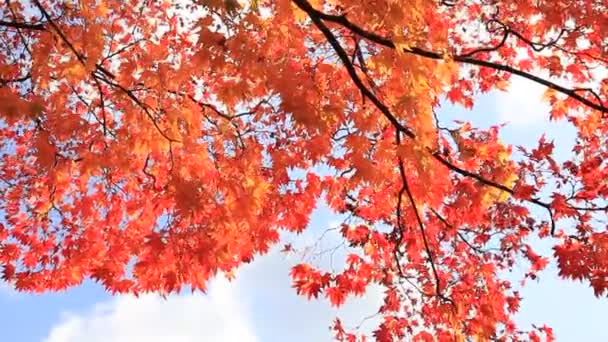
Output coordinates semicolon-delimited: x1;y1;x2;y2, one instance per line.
1;0;608;340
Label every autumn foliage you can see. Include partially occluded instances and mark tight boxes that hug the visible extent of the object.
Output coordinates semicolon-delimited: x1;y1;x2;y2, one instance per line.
1;0;608;340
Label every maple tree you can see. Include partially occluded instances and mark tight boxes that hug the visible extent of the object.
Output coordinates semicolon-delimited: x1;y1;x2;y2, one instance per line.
1;0;608;340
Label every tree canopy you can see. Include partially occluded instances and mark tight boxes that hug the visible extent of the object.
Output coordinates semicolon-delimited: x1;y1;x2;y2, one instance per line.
1;0;608;340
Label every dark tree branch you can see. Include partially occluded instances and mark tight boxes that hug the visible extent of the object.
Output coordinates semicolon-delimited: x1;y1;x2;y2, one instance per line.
291;0;608;237
94;73;180;143
430;208;486;254
292;0;608;115
143;154;158;188
292;0;415;139
430;150;557;234
33;0;178;143
0;19;45;31
0;73;31;87
397;131;446;301
393;135;408;279
5;0;35;57
33;0;86;63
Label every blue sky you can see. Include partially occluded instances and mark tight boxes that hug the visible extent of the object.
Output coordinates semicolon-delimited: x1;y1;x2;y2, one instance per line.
2;75;608;341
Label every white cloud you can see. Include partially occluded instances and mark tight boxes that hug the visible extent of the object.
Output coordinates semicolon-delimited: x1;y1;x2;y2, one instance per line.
43;276;259;342
495;61;608;128
43;224;384;342
496;75;551;126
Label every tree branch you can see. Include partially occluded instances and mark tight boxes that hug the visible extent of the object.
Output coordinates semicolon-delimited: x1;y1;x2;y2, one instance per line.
292;0;608;115
292;0;608;237
0;73;31;87
0;19;45;31
397;131;445;301
292;0;415;139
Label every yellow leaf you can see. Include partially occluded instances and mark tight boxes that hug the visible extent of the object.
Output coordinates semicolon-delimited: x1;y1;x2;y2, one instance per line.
542;88;557;103
495;79;509;91
393;35;412;55
292;5;308;23
97;1;110;16
435;61;458;85
64;63;87;81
